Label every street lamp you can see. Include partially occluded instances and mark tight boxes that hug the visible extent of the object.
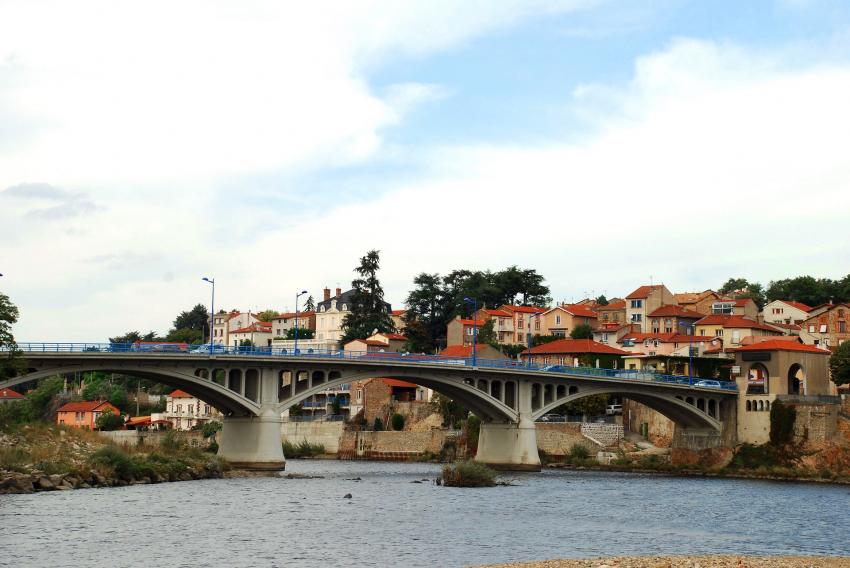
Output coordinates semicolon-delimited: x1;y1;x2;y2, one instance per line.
678;320;694;386
202;277;215;353
294;290;308;355
463;297;478;367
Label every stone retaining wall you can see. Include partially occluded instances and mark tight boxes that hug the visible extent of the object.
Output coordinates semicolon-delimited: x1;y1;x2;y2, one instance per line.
98;430;206;448
580;423;624;447
281;421;345;453
535;423;600;456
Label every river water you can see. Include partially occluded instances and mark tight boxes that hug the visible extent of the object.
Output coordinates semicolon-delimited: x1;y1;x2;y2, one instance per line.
2;461;848;568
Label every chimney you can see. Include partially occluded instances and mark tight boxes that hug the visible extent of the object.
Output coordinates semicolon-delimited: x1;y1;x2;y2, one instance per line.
336;287;342;298
323;287;331;301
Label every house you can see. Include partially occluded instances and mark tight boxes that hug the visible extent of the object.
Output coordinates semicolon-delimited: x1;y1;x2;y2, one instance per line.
592;323;637;346
625;285;675;332
646;304;703;334
710;298;758;319
344;332;407;353
595;299;626;325
439;343;506;361
390;309;407;332
56;400;120;429
673;290;721;315
352;378;431;426
228;321;272;348
446;316;486;347
269;311;316;338
473;308;515;344
694;315;783;347
156;389;221;431
315;287;392;343
762;300;812;325
212;310;262;346
0;387;24;404
617;332;725;375
799;303;850;349
519;338;628;367
539;304;598;337
498;305;548;345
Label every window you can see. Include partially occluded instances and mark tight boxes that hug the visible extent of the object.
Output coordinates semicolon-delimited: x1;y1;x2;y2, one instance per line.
838;309;845;317
342;304;347;311
630;300;642;308
808;324;815;332
357;389;363;402
188;405;194;414
204;405;210;414
177;404;183;413
465;327;474;336
715;329;723;337
712;302;733;314
534;320;541;331
840;321;847;333
602;313;609;322
820;324;828;333
631;313;642;322
516;333;522;342
555;315;561;325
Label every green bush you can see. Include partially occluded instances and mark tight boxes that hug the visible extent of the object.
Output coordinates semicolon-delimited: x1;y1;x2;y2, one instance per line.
90;446;137;479
769;400;797;446
441;460;496;487
373;417;384;431
95;412;125;431
466;414;481;452
391;412;405;431
160;431;185;453
206;441;219;454
201;420;222;439
569;443;590;460
728;443;782;469
282;439;325;458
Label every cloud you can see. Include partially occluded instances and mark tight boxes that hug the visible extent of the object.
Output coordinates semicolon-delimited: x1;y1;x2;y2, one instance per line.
2;182;100;219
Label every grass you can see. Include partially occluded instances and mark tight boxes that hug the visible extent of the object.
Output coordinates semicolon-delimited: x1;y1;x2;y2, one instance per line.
282;439;326;458
441;460;497;487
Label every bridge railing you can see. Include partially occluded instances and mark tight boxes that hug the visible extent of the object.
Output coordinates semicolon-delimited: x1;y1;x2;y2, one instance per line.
11;342;737;391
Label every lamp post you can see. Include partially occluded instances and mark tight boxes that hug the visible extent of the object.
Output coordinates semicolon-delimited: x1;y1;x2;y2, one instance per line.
463;297;478;367
678;320;694;386
202;277;215;353
295;290;308;355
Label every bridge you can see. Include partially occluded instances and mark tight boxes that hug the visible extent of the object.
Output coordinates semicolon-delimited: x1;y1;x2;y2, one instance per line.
2;343;738;471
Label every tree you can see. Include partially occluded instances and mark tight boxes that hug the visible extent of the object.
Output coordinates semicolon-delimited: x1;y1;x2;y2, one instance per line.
477;319;497;345
340;250;395;344
532;334;563;347
595;295;609;306
403;272;451;353
719;278;750;295
109;331;161;344
109;386;128;409
431;393;469;427
570;324;594;340
829;341;850;388
304;295;316;312
0;291;24;378
391;412;405;431
286;328;315;339
256;309;280;322
95;412;125;431
172;304;209;337
166;327;203;344
766;275;837;306
238;339;254;347
738;282;767;310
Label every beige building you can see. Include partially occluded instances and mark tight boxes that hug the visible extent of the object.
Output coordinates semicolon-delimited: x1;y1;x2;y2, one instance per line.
732;340;832;444
595;299;626;325
498;305;548;345
694;314;782;347
710;298;758;319
270;311;316;339
762;300;813;325
625;285;675;332
646;304;703;335
446;316;485;347
212;310;262;346
157;389;221;431
229;322;273;348
315;287;392;344
540;304;598;337
673;290;721;316
473;308;516;344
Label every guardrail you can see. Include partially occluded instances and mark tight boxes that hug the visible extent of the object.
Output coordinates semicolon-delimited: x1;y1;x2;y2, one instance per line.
11;342;737;391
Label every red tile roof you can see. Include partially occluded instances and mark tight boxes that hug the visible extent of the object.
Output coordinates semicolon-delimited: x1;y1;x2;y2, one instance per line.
457;319;486;326
382;379;418;389
379;332;408;341
439;345;488;357
734;340;830;354
57;400;118;413
481;308;512;317
781;301;813;312
168;389;194;398
695;315;780;332
500;305;547;314
0;388;24;399
231;323;272;334
271;311;315;320
391;310;407;316
626;285;662;299
769;322;802;331
561;304;598;318
126;416;151;426
648;305;704;318
522;339;628;356
596;300;626;311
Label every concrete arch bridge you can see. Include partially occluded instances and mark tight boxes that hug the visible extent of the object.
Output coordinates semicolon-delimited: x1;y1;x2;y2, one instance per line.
2;344;738;471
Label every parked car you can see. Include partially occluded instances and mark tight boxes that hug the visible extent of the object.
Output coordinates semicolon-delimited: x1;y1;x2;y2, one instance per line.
605;404;622;415
695;379;722;388
542;365;567;373
538;414;564;422
191;344;227;354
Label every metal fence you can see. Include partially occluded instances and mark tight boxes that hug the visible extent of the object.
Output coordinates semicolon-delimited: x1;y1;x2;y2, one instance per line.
11;342;738;391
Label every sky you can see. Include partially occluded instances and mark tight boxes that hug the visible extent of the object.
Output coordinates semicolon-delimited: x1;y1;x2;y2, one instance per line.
2;0;850;341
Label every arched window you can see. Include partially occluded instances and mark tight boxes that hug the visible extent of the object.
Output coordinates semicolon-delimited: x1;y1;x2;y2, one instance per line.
747;363;769;395
342;304;347;311
765;400;770;411
746;400;751;411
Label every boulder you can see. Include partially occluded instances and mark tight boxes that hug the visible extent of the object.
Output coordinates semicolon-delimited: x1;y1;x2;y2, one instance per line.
36;476;55;491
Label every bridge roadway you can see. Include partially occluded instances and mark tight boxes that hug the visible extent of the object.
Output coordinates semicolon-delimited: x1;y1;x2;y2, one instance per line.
3;343;738;471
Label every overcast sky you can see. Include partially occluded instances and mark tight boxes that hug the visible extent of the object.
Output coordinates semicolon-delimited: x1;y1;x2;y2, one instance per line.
2;0;850;342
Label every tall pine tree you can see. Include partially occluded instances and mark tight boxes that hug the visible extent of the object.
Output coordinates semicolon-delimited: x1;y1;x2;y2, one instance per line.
340;250;394;344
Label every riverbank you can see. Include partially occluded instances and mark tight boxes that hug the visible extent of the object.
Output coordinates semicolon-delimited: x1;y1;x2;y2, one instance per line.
0;423;229;494
478;556;850;567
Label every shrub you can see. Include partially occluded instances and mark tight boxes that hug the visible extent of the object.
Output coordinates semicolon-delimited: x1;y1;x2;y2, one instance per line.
90;446;136;479
160;430;185;453
206;441;219;454
569;443;590;460
769;400;797;446
441;460;496;487
201;420;222;439
728;443;782;469
466;414;481;452
282;439;325;458
390;413;405;431
95;412;125;431
373;417;384;431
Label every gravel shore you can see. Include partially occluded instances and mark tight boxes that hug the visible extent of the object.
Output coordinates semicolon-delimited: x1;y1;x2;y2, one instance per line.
477;556;850;567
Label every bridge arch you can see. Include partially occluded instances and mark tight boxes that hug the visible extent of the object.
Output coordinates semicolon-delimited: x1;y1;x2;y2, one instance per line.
0;366;262;417
530;385;722;430
275;369;519;423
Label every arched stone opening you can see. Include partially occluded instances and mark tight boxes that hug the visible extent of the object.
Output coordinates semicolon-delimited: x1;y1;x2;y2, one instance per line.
708;399;717;418
212;369;226;386
490;381;502;401
568;386;578;395
746;400;752;411
747;363;769;395
244;369;259;402
228;369;242;393
504;381;516;409
787;363;805;396
758;400;764;411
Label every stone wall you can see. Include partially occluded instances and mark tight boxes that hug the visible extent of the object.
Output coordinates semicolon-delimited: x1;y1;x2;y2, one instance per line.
786;399;839;448
97;430;206;448
281;420;345;453
580;423;624;447
622;399;674;447
671;397;737;468
535;423;601;456
338;430;449;460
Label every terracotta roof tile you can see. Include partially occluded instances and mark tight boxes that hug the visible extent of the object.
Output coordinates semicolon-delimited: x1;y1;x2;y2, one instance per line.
695;315;780;332
0;388;24;399
733;340;830;354
626;285;662;299
168;389;194;398
57;400;118;413
522;339;628;356
439;345;487;357
647;305;704;318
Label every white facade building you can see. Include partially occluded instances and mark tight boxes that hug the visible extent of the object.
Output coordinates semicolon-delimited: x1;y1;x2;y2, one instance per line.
156;389;222;431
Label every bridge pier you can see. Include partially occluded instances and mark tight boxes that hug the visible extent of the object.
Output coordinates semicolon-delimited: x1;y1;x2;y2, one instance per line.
475;418;541;471
218;411;286;470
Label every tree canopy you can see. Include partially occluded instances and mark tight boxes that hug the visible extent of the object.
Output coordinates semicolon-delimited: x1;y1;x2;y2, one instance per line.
0;291;24;378
829;341;850;387
570;324;594;340
340;250;395;345
256;309;280;322
719;274;850;308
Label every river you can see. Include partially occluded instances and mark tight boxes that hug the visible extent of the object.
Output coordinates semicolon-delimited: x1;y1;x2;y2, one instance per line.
2;461;848;567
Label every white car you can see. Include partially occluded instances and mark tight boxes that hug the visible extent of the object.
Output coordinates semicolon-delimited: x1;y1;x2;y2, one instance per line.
695;379;722;388
605;404;622;415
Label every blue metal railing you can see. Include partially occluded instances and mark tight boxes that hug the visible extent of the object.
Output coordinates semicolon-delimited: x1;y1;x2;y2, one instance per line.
11;342;737;391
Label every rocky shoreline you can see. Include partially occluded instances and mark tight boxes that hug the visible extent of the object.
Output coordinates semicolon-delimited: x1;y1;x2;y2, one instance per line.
478;555;850;567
